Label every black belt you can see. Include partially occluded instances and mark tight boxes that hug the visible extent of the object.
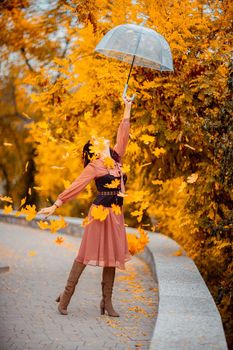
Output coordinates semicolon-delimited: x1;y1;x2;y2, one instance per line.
98;191;120;195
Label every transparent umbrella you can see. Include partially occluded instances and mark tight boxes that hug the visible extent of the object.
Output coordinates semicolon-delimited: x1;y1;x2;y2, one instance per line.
94;18;174;101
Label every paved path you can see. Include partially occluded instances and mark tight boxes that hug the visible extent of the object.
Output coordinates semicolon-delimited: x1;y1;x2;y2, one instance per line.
0;222;158;350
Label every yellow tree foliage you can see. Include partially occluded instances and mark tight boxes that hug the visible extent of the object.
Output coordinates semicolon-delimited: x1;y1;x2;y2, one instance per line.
0;1;232;346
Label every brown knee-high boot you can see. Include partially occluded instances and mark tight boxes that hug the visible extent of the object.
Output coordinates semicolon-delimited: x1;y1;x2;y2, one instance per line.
100;266;120;317
56;259;86;315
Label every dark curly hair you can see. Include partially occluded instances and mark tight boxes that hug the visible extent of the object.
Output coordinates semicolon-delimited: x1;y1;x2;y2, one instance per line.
82;140;120;167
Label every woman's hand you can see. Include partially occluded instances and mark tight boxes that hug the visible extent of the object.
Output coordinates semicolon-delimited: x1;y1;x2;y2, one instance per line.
122;94;133;109
37;205;56;219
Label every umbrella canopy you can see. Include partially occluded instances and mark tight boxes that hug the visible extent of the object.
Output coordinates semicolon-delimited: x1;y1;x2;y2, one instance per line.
95;23;173;72
94;20;174;100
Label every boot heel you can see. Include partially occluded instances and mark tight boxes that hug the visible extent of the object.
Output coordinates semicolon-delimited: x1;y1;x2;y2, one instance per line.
100;305;105;315
100;299;105;315
55;295;60;302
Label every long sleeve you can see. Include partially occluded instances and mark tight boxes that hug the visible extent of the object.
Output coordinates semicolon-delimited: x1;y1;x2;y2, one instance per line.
113;118;130;159
53;162;97;208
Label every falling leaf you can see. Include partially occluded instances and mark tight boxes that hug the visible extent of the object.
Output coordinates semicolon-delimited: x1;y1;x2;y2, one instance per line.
171;248;183;256
37;220;50;230
141;162;152;168
28;251;37;256
0;195;13;203
55;236;64;244
19;196;27;208
50;165;65;169
22;112;32;119
131;210;143;217
25;161;29;172
3;205;13;214
126;226;149;255
111;203;122;215
49;216;68;233
103;156;115;169
89;137;106;155
183;143;196;150
20;204;37;221
33;186;45;191
187;173;199;183
90;205;109;221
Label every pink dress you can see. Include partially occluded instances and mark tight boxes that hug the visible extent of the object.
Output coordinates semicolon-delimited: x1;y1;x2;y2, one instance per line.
54;118;132;270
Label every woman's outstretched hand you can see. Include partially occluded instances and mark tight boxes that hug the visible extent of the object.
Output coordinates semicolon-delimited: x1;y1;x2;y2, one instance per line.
122;94;133;108
37;205;56;219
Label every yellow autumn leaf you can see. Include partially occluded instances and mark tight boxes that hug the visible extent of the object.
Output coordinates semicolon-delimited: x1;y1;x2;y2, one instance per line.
187;173;199;183
91;205;109;221
50;220;61;234
20;204;37;221
0;195;13;203
19;196;27;208
89;137;106;155
130;210;143;217
141;162;152;168
152;147;166;157
55;236;64;244
50;165;65;169
140;134;155;144
103;156;115;169
28;251;37;256
37;220;50;230
25;161;29;172
104;179;120;189
49;216;68;233
33;186;45;191
126;226;149;255
3;205;13;214
22;112;32;119
171;248;183;256
111;203;122;215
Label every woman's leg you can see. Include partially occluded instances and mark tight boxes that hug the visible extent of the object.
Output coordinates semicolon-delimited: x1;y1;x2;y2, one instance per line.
56;259;86;315
100;266;120;317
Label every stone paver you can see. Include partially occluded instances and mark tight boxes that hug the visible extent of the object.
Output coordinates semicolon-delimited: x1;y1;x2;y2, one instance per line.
0;222;158;350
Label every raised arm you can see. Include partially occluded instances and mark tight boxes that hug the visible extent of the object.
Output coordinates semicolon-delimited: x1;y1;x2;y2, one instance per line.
53;162;97;208
113;102;131;159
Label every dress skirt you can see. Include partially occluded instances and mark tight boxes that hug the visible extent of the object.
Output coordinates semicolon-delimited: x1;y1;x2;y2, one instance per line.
75;203;132;270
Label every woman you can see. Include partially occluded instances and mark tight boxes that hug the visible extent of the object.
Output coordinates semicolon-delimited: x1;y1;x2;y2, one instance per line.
38;95;133;317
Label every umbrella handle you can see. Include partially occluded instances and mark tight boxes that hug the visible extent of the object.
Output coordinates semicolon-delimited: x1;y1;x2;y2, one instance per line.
122;83;136;101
